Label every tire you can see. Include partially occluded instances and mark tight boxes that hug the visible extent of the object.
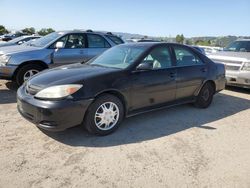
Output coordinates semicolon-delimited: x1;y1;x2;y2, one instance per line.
194;82;214;108
84;94;124;136
16;64;45;86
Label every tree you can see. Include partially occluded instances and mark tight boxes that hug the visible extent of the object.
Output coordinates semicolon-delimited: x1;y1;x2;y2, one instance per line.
195;40;211;46
0;25;9;35
176;34;185;44
22;27;35;35
185;39;193;45
37;28;55;36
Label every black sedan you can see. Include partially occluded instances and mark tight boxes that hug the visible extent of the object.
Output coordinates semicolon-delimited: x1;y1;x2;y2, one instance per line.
17;43;226;135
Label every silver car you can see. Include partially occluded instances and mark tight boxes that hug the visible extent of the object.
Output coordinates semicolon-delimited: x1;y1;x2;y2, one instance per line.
0;30;124;85
0;35;41;48
209;39;250;89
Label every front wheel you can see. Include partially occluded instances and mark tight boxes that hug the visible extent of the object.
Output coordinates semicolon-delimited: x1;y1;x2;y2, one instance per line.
84;94;124;136
15;64;45;86
194;82;215;108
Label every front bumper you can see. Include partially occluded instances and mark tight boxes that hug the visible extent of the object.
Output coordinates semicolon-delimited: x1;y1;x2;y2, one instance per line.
0;64;17;80
226;71;250;89
17;85;93;131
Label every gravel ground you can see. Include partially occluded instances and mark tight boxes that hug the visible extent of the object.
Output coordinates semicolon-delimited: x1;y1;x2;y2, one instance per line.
0;80;250;188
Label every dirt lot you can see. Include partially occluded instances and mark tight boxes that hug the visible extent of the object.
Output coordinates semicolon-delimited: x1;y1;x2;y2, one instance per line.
0;80;250;188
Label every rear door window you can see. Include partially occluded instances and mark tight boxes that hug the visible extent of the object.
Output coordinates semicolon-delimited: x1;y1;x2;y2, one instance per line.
173;46;203;66
105;35;124;44
87;34;111;48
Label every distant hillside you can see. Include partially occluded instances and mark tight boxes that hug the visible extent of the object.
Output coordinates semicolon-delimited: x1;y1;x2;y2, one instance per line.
115;32;250;47
112;32;249;47
113;32;147;39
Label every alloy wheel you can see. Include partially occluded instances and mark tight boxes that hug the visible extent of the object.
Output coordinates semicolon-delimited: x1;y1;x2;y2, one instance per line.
23;69;39;82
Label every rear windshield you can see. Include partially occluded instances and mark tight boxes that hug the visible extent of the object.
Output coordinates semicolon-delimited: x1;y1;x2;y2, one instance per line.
105;35;124;45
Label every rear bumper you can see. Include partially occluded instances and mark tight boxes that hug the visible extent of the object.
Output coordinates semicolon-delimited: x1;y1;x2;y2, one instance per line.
226;71;250;89
0;64;17;80
17;85;93;131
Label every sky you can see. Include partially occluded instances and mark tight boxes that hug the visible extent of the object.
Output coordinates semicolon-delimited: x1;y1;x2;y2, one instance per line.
0;0;249;37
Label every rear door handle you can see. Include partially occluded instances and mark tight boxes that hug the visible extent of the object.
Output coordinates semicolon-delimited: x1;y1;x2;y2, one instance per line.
170;72;176;78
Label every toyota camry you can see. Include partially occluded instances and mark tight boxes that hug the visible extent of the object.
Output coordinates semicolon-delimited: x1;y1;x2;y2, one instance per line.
17;43;226;135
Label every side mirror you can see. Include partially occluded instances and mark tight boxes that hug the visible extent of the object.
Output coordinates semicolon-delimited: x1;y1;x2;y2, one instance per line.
136;62;153;71
17;41;24;45
55;41;64;49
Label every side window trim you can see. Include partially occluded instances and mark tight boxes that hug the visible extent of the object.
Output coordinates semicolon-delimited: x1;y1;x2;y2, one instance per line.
140;45;174;71
86;34;111;48
172;45;204;67
48;34;69;49
48;33;87;49
64;33;87;49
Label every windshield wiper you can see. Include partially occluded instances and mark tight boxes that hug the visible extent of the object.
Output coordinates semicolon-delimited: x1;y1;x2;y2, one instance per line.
90;64;107;68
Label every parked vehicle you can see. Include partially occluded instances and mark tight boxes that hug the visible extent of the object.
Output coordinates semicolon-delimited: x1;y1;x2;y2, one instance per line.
209;39;250;89
17;43;226;135
191;46;206;55
137;39;160;42
126;38;160;43
198;45;223;55
0;35;41;48
0;30;124;85
0;32;26;42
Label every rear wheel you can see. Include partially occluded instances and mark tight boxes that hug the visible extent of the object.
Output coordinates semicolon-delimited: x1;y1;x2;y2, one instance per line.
194;82;214;108
16;64;45;86
84;94;124;136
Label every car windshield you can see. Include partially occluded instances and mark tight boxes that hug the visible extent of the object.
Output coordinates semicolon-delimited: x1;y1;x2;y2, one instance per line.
224;41;250;52
88;45;146;69
29;32;63;48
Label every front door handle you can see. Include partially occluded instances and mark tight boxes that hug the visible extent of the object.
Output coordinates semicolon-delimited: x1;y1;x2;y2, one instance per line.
170;72;176;78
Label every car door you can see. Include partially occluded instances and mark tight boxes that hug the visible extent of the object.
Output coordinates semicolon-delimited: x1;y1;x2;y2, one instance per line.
52;33;88;66
86;34;111;61
130;45;177;110
172;45;208;99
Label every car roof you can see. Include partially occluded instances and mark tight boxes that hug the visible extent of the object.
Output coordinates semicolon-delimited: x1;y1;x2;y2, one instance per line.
19;35;40;39
120;42;185;48
56;30;119;37
236;38;250;41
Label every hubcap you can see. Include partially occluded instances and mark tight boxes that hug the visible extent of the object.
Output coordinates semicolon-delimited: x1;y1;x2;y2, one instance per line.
23;69;39;82
202;88;210;101
94;102;119;131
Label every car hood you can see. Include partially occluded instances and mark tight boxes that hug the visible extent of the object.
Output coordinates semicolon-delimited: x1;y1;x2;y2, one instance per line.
0;45;41;55
0;42;15;47
28;63;120;88
209;51;250;62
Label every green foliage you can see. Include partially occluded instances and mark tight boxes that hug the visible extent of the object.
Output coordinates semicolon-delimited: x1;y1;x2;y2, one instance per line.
0;25;9;35
176;34;185;44
185;39;193;45
195;40;211;46
37;28;55;36
22;27;35;35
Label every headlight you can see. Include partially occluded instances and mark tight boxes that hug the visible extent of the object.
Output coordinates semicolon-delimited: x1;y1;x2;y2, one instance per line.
0;55;11;65
242;62;250;71
35;84;83;99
